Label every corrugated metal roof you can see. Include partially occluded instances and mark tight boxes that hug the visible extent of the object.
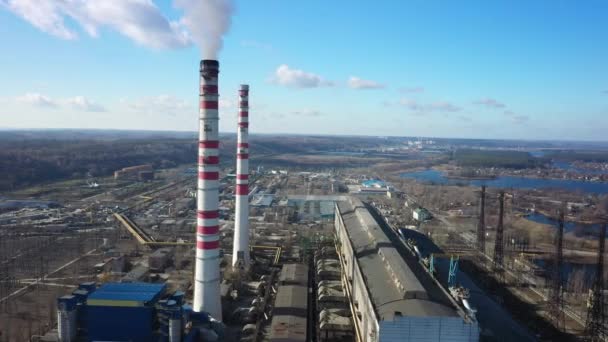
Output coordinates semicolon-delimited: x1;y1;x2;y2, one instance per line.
279;264;308;286
87;282;165;305
270;285;308;342
337;198;458;320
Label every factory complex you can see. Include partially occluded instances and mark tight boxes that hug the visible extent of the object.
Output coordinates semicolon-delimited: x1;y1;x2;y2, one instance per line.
15;59;484;342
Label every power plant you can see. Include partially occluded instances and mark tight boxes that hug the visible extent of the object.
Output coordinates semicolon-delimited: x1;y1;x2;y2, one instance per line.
4;44;605;342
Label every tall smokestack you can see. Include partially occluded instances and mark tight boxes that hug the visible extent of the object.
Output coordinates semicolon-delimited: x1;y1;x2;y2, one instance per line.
194;59;222;319
232;85;250;269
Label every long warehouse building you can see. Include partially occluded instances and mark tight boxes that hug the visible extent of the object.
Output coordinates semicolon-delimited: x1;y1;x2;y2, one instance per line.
335;197;479;341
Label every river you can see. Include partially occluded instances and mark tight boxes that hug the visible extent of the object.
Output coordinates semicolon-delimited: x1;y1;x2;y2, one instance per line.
401;169;608;194
524;212;602;238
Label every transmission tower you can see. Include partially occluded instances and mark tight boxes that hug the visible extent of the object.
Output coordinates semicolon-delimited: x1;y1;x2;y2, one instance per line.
492;191;505;284
548;206;565;332
584;222;606;341
477;185;486;258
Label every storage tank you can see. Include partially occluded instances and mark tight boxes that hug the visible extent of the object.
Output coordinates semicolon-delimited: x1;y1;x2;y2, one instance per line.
169;308;183;342
57;295;78;342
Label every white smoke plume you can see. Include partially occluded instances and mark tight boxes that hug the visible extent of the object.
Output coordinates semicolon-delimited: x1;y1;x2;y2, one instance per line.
1;0;234;57
174;0;234;59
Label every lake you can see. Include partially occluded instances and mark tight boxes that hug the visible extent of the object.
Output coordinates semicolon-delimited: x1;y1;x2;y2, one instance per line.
525;212;602;238
400;169;608;194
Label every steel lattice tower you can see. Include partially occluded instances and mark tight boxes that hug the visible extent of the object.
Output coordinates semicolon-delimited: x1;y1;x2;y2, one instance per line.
492;191;505;276
548;207;565;332
477;185;486;257
584;223;606;341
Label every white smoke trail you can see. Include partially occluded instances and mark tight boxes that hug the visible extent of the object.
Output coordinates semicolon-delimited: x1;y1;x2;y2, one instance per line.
174;0;234;59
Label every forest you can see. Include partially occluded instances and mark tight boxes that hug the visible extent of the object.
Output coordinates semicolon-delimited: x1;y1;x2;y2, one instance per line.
452;149;542;168
0;137;198;191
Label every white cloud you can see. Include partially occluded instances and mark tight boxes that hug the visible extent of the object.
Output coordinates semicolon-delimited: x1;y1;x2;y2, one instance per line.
127;95;191;115
473;98;505;109
65;96;106;112
272;64;332;88
1;0;191;49
1;0;76;39
15;93;108;112
16;93;57;108
348;76;384;89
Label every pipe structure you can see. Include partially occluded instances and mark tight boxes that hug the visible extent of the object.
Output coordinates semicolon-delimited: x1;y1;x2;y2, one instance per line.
232;84;250;269
193;59;222;320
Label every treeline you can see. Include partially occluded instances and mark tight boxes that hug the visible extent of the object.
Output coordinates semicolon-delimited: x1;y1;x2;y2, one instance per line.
0;139;198;191
452;149;541;169
546;150;608;163
0;130;445;191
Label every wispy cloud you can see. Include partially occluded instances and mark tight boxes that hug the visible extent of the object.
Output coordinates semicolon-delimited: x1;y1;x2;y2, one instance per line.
503;110;514;116
398;98;461;114
291;109;322;117
348;76;384;90
271;64;333;88
15;93;107;112
263;112;286;120
127;95;190;116
399;86;424;94
458;115;473;122
65;96;106;112
1;0;191;49
473;98;505;108
16;92;57;108
602;90;608;94
512;115;529;124
429;101;461;112
399;98;423;111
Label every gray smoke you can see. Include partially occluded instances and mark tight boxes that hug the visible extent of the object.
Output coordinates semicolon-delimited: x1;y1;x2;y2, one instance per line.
174;0;234;59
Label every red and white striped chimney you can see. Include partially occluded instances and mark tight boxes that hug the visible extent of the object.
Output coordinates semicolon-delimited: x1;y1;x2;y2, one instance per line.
194;59;222;319
232;84;250;268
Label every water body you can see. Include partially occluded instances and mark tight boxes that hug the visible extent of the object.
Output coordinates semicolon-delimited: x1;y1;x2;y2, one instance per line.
534;259;596;287
401;169;608;194
552;161;606;175
525;213;602;238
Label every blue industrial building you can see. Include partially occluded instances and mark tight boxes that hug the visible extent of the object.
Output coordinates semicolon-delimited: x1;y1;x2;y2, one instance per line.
87;283;166;342
53;282;220;342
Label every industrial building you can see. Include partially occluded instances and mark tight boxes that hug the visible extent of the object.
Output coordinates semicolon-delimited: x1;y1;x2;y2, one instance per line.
51;282;222;342
269;264;309;342
334;197;479;341
413;207;433;222
113;164;154;180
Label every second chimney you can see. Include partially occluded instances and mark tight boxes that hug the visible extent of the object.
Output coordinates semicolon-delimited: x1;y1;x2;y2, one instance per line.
232;84;250;269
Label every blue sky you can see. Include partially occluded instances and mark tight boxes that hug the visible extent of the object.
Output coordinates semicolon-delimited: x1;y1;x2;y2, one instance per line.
0;0;607;140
